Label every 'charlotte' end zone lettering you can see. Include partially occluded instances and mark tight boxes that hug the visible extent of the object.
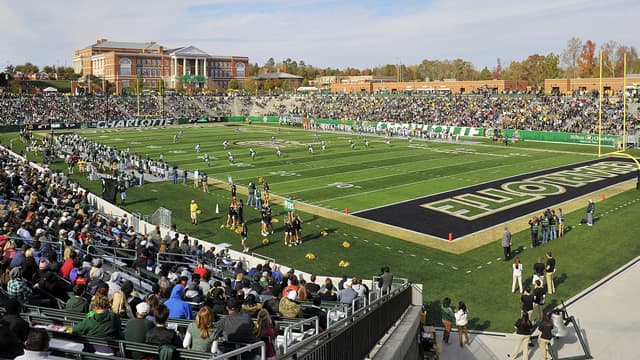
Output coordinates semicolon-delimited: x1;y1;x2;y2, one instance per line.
421;161;636;220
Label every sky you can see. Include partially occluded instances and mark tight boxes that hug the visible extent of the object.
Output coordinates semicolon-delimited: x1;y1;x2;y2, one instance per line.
1;0;638;71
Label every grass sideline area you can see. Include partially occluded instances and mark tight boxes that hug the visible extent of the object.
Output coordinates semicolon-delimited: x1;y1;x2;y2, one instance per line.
2;126;639;333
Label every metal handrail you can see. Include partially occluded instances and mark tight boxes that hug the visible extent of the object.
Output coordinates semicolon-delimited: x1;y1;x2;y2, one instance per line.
282;316;320;355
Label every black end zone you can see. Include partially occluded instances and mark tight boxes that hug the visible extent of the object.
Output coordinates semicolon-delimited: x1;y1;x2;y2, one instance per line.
354;159;637;240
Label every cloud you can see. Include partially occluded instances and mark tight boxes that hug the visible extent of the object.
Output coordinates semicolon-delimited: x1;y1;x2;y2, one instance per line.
1;0;638;70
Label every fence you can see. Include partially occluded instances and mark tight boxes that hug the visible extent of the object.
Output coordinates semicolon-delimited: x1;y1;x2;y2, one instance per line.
143;207;172;229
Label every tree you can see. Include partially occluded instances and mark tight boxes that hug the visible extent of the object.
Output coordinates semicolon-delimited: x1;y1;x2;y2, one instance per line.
264;58;275;72
600;41;620;77
227;79;238;90
15;62;39;76
615;45;640;75
478;67;492;80
577;40;597;78
561;37;582;78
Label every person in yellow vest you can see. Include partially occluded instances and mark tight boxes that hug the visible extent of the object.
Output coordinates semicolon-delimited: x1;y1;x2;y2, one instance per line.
190;200;199;225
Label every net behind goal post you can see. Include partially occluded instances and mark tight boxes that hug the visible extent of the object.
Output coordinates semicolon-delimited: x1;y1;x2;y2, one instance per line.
143;207;172;229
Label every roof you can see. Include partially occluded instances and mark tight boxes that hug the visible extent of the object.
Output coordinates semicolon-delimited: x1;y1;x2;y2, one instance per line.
255;72;304;80
168;46;210;57
94;41;162;51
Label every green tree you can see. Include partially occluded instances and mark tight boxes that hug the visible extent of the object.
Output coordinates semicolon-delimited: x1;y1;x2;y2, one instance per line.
478;67;492;80
15;62;39;76
227;79;238;90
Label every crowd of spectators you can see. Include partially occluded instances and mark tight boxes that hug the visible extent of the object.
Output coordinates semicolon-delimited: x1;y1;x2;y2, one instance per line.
0;144;381;358
1;93;637;135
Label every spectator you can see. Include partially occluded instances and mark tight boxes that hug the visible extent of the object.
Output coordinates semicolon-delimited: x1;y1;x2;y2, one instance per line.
72;294;121;355
537;313;554;360
279;290;302;318
145;304;182;347
125;302;155;359
254;309;277;359
337;280;358;306
0;298;30;342
164;283;193;320
302;295;327;331
15;328;69;360
0;322;23;359
183;306;217;353
6;266;32;305
455;301;470;347
305;274;320;295
509;312;534;359
380;266;393;294
65;284;89;314
214;297;258;344
440;297;455;344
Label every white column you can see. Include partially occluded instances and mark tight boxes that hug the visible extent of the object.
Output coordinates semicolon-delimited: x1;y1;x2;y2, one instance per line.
204;59;207;79
183;58;186;76
195;58;199;76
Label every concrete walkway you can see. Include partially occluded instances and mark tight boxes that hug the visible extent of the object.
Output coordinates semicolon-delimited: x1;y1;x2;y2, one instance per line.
437;256;640;359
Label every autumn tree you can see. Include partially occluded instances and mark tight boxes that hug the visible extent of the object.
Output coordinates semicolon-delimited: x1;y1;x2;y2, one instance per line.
577;40;597;78
561;37;582;78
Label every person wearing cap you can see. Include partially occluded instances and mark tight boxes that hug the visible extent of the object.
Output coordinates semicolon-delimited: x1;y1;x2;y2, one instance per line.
214;297;259;344
279;290;303;318
7;266;32;305
337;280;358;306
586;199;595;226
125;302;155;359
190;199;199;225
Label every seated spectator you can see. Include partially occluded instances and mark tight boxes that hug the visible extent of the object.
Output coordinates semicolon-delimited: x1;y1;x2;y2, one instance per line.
59;250;77;280
164;283;193;320
0;322;23;359
37;261;71;301
306;274;323;295
183;306;217;353
302;296;328;331
106;272;122;297
72;294;121;354
184;280;204;304
337;280;358;306
65;284;89;314
279;290;302;318
206;287;227;316
15;328;68;360
125;302;155;359
145;304;182;347
0;298;30;342
318;278;337;301
241;294;262;316
7;266;32;305
214;297;258;344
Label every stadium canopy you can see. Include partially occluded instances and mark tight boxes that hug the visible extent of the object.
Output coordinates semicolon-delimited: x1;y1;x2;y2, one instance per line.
43;87;58;93
296;86;318;92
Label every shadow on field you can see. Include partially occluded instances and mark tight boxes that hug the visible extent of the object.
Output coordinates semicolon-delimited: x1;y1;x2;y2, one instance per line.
467;317;491;331
126;197;157;205
302;228;338;243
554;273;568;288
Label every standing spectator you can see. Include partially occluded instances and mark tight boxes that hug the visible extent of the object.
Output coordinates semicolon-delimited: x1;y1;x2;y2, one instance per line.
520;287;534;320
586;199;595;226
540;212;550;244
440;297;455;344
183;306;217;353
512;258;523;293
537;313;554;360
545;252;556;294
380;266;393;294
532;257;545;286
509;313;534;359
125;302;154;359
190;199;199;225
502;226;512;260
557;208;565;237
532;280;546;324
247;182;256;207
455;301;470;347
528;216;539;248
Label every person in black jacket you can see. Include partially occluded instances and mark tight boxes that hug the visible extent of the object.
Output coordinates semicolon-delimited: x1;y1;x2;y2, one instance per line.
0;298;30;342
302;295;327;331
532;280;546;324
145;304;181;347
508;313;533;359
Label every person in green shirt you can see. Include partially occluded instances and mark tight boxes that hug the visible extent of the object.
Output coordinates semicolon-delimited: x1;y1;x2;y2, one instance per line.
65;284;89;314
72;294;121;354
440;297;455;344
125;302;155;359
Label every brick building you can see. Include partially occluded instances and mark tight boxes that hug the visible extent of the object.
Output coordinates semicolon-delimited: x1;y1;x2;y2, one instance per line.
72;39;248;94
544;76;640;95
329;79;528;94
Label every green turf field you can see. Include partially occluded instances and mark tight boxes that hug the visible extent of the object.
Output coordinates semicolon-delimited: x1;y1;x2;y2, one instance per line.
2;126;640;333
79;124;601;212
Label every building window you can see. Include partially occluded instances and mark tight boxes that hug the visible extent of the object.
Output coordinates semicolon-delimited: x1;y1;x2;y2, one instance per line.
236;62;245;77
120;58;132;76
122;80;130;88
